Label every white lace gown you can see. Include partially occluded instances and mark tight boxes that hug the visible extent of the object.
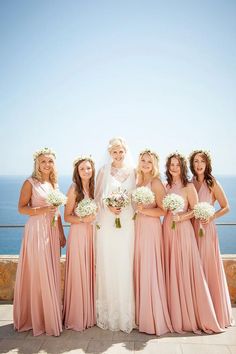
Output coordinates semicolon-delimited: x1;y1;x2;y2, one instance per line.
95;166;136;333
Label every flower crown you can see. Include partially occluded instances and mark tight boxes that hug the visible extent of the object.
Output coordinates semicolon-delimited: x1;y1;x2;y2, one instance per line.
139;149;159;161
73;155;94;167
189;149;212;163
166;151;187;161
33;147;56;161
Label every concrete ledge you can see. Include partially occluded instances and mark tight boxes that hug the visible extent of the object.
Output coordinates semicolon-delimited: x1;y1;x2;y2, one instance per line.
0;255;236;303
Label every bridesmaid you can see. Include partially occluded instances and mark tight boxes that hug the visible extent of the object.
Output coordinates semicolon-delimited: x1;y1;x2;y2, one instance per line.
63;156;96;331
14;148;66;336
163;152;223;334
189;150;233;328
134;149;173;335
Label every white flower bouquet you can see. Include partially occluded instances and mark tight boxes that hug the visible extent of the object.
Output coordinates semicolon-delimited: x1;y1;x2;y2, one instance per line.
75;198;100;228
75;198;97;217
46;190;67;226
193;202;215;236
163;193;184;230
104;188;130;228
131;186;155;220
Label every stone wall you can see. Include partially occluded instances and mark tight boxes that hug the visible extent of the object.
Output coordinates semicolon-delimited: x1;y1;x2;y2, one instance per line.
0;255;236;304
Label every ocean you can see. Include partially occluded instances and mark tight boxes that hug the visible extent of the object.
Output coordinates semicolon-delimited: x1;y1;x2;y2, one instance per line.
0;175;235;255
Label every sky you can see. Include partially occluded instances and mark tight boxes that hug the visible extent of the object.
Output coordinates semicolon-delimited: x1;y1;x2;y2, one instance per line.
0;0;236;176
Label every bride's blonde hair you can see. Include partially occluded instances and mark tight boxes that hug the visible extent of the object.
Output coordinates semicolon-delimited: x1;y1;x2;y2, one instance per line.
107;137;127;153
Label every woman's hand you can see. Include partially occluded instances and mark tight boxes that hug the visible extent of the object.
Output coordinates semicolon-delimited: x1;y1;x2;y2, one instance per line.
43;205;57;216
172;213;182;223
108;206;121;215
136;203;144;212
60;233;66;248
200;215;215;225
80;214;97;223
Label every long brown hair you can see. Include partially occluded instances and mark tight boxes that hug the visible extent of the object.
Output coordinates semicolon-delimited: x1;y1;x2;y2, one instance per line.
165;152;189;187
32;154;57;188
73;159;95;204
189;150;215;189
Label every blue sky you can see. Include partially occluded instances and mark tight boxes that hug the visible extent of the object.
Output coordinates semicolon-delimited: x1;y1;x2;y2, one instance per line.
0;0;235;176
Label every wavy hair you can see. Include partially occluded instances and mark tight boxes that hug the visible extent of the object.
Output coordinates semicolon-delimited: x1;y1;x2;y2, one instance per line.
137;151;160;183
189;150;215;189
165;153;189;187
73;159;95;204
32;154;57;188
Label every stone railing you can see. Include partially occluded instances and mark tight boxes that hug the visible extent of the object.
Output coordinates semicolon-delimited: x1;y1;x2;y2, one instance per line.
0;255;236;303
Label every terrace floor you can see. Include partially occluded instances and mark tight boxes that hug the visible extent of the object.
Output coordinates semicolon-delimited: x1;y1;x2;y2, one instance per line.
0;304;235;354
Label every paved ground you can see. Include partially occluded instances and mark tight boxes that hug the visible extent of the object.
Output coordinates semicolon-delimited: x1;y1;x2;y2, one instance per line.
0;304;235;354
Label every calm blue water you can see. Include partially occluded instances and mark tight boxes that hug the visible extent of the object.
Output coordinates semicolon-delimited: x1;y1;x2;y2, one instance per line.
0;175;235;254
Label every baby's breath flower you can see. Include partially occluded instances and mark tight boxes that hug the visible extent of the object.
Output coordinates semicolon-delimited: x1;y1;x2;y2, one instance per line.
33;147;56;161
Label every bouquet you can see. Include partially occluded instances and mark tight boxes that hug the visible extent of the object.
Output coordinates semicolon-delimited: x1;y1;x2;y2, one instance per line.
75;198;100;229
163;193;184;230
193;202;215;237
46;190;67;226
131;186;155;220
104;188;130;228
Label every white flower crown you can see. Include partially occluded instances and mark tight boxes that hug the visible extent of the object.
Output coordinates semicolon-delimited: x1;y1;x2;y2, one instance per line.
73;155;94;167
139;148;159;161
166;151;187;161
189;149;212;163
33;147;56;161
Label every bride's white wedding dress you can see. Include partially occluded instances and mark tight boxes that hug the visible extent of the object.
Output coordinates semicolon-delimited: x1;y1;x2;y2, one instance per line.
95;165;136;333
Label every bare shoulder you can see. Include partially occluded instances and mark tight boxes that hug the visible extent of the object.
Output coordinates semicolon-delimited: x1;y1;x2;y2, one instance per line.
212;179;221;190
184;182;196;196
21;179;33;191
186;182;195;191
212;179;225;196
68;183;77;194
152;177;164;188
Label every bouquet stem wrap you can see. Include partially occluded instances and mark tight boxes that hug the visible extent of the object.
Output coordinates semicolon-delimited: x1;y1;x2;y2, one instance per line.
46;190;67;227
193;202;215;237
162;193;184;231
104;188;130;229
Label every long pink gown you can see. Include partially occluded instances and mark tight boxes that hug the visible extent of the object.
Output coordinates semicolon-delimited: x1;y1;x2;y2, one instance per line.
134;184;173;335
192;178;233;328
13;177;62;336
163;181;223;334
63;190;96;331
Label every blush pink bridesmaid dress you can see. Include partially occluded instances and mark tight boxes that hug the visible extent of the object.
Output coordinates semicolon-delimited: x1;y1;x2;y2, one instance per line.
134;183;173;336
163;181;223;334
63;190;96;331
13;178;63;336
193;178;233;328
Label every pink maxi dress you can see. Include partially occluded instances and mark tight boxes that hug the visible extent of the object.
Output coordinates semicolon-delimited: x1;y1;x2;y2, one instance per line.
163;181;223;334
63;190;96;331
193;179;233;328
134;183;173;335
13;178;63;336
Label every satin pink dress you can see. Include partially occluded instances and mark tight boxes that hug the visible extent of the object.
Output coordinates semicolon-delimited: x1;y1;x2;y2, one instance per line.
163;181;223;334
63;190;96;331
13;178;62;336
192;178;233;328
134;184;173;335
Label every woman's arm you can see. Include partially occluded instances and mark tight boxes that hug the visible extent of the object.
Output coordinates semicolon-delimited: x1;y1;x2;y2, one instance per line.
18;180;56;216
201;180;229;224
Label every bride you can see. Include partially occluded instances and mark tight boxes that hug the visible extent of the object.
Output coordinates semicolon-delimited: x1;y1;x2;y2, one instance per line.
95;137;136;333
